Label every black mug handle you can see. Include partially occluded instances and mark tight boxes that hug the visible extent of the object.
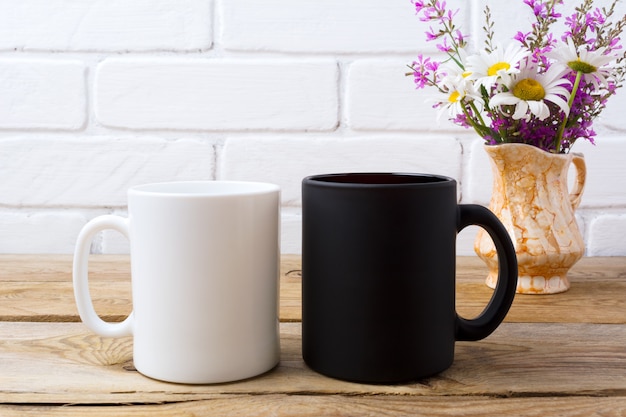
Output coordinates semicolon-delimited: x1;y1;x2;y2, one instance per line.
455;204;518;341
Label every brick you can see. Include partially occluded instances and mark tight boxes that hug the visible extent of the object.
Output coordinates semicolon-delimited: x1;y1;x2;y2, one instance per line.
567;137;626;207
587;213;626;256
95;58;338;131
0;211;88;254
461;139;493;205
600;93;626;131
469;1;576;50
0;0;212;51
222;0;467;53
280;208;303;255
0;59;85;129
219;135;462;205
347;59;471;132
100;210;131;254
457;225;482;257
1;0;624;258
0;137;215;207
469;1;540;49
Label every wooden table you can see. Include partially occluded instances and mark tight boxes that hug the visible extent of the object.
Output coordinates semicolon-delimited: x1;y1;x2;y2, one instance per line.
0;255;625;416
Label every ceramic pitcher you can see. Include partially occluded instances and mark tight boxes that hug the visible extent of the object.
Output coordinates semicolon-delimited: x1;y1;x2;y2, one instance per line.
474;143;586;294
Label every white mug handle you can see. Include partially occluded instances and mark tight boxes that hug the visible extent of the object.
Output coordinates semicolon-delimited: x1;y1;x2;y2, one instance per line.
72;215;134;337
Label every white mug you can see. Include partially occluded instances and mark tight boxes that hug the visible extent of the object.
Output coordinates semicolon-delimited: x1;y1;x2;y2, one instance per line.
73;181;281;384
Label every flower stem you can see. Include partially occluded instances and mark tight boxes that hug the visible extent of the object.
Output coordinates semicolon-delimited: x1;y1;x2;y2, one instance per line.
462;103;491;139
555;71;582;153
469;101;487;127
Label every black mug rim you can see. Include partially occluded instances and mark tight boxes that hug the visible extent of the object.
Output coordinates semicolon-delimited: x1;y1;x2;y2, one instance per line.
303;173;455;187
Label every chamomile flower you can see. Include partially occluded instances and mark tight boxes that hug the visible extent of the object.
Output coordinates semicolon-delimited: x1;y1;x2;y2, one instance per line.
466;44;531;90
548;39;616;88
438;57;473;88
434;84;468;121
490;64;571;121
441;50;473;83
433;69;482;121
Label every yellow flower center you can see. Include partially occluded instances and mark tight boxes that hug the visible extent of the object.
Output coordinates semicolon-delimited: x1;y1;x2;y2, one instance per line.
567;58;597;74
462;71;472;78
512;78;545;101
487;62;511;76
448;91;461;103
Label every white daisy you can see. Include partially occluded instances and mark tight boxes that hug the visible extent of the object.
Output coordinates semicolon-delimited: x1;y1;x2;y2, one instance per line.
466;44;531;90
548;39;616;89
433;64;482;121
432;83;468;121
489;64;571;121
438;61;473;90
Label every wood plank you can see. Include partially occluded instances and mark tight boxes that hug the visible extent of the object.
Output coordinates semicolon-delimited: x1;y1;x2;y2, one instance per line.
455;280;626;323
0;255;625;323
454;255;626;282
2;255;623;283
0;255;130;282
0;254;302;323
1;395;626;417
1;255;624;415
0;322;624;405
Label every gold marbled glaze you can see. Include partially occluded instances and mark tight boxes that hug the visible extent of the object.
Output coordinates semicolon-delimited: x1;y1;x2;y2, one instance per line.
474;143;587;294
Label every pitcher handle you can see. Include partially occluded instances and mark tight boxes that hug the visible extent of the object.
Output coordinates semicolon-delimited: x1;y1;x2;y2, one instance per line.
569;153;586;210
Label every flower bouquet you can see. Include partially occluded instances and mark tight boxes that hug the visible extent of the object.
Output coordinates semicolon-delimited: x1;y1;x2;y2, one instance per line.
408;0;626;154
409;0;626;293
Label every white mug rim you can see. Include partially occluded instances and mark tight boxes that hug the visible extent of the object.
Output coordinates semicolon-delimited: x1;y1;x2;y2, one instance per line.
129;180;280;198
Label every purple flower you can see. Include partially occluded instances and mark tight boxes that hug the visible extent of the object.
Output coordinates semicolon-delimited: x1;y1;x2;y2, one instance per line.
436;37;453;53
411;54;442;89
515;31;530;44
608;37;622;51
454;29;465;45
523;0;562;19
451;113;471;129
413;1;426;14
408;0;624;153
425;27;439;41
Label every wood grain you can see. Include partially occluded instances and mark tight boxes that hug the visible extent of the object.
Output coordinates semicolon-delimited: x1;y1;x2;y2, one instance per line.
1;255;625;416
1;396;626;417
0;322;624;405
0;255;624;324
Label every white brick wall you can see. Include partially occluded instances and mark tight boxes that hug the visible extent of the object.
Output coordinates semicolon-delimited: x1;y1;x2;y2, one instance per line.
0;137;215;207
0;0;212;51
0;0;624;256
0;59;86;129
221;0;446;53
219;135;463;205
95;58;339;130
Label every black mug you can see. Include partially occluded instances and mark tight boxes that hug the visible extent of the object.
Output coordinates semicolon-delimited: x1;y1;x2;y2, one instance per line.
301;173;517;383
